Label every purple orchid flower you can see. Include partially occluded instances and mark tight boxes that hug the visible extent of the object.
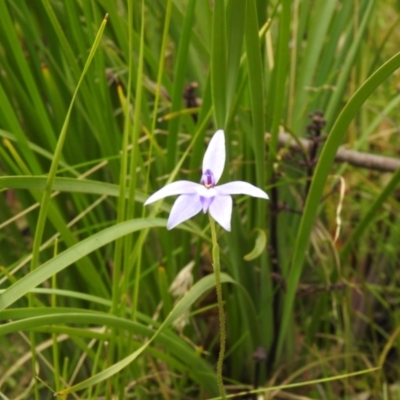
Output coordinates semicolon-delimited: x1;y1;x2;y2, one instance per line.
144;130;269;231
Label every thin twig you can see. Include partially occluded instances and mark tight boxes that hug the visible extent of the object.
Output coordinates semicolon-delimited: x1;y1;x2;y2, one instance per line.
268;131;400;172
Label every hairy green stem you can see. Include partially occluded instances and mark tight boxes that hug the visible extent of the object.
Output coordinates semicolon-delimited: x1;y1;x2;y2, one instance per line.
209;215;226;400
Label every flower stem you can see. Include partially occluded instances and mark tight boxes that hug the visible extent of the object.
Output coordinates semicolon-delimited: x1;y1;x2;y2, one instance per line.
209;215;226;400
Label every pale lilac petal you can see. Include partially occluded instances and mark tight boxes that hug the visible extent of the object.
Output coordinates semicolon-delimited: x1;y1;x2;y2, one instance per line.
194;186;215;212
216;181;269;199
167;194;203;230
202;130;225;184
209;195;232;231
196;185;217;198
144;181;202;205
200;195;215;213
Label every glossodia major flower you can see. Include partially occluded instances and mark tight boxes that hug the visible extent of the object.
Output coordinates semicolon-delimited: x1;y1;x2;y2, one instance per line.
144;130;269;231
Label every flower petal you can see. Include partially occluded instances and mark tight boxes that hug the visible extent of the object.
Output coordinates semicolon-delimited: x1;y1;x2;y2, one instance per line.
209;195;232;231
200;195;215;213
167;194;203;230
196;185;217;198
216;181;269;199
144;181;202;205
202;130;225;184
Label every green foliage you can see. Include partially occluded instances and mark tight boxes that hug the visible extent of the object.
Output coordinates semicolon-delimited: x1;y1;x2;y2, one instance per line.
1;0;400;398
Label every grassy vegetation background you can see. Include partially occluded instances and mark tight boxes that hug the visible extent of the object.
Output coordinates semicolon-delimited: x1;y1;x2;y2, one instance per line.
1;0;400;398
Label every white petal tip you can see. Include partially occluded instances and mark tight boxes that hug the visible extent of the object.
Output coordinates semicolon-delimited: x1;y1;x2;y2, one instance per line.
166;220;176;230
203;130;226;184
217;222;231;231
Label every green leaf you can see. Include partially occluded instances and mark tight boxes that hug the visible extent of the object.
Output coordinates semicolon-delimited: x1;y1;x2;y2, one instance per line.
0;176;142;199
0;308;218;395
57;273;235;395
211;0;227;128
244;0;265;188
0;219;166;311
244;228;267;261
277;50;400;361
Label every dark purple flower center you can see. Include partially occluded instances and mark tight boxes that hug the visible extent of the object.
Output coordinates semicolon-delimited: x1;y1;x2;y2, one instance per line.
201;169;215;188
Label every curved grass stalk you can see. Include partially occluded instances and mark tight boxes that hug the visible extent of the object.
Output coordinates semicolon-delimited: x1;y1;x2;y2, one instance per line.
276;49;400;362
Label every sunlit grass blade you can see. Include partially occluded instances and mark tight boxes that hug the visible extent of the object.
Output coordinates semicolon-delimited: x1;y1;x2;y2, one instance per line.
29;13;108;273
225;0;245;117
0;219;166;312
0;176;140;199
211;0;227;128
244;0;265;188
0;1;56;154
166;0;196;169
207;366;380;400
291;0;336;131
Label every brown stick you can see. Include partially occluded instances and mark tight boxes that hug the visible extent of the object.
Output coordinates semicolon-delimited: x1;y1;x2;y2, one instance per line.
269;131;400;172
